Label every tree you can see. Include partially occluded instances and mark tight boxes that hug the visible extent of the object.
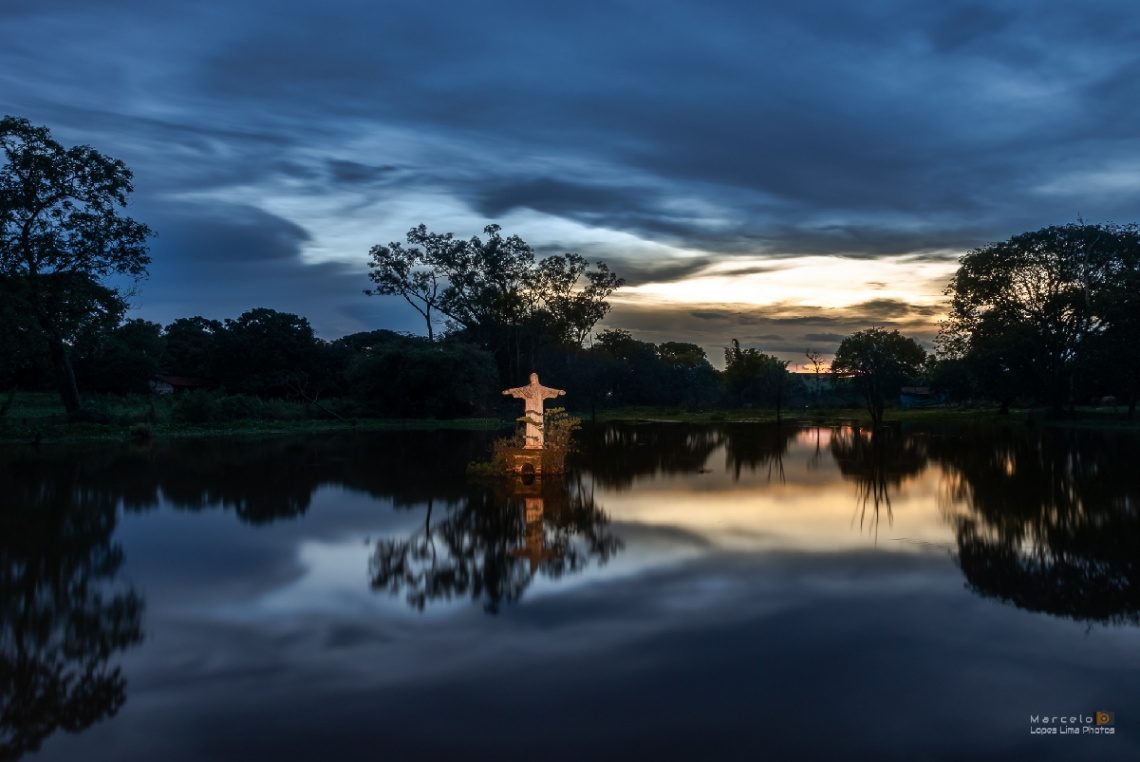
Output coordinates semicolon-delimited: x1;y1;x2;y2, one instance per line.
365;224;623;381
1085;228;1140;418
939;223;1136;413
655;341;721;408
1;272;127;393
832;327;925;426
723;339;791;421
0;116;153;417
534;252;623;346
364;229;449;341
804;350;827;407
209;308;328;396
73;318;164;394
346;336;499;418
161;316;223;378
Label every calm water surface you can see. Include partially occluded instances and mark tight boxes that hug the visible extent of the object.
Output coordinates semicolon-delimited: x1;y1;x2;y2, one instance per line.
3;423;1139;761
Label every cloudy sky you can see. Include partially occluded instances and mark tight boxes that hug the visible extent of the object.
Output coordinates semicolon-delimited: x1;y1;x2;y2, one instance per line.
4;0;1139;366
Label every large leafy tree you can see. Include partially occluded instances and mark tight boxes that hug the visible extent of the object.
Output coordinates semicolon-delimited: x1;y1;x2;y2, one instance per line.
723;339;792;421
939;223;1136;413
0;117;152;416
72;318;164;394
161;316;223;379
209;308;329;396
832;327;926;426
0;274;125;392
365;224;622;381
1085;227;1140;417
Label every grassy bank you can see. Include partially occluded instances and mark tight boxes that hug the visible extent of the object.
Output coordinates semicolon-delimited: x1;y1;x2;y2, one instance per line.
582;404;1140;429
3;391;1137;443
0;391;508;443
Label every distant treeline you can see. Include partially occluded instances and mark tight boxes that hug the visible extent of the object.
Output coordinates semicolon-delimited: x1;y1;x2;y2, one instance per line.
4;117;1139;423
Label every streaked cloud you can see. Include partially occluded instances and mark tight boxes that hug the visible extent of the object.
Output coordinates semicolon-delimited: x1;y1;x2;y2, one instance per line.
2;0;1138;340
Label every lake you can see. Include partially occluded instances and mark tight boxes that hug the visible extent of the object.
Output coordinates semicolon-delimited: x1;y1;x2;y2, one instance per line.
2;422;1138;761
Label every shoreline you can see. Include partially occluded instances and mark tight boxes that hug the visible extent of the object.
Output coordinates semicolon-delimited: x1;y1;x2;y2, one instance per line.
2;403;1137;444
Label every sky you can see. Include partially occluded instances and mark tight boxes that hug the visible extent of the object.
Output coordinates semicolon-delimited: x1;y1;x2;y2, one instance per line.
3;0;1140;367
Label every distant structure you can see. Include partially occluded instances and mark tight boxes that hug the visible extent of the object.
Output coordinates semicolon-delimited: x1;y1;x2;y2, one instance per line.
148;375;210;395
899;386;945;410
502;373;565;450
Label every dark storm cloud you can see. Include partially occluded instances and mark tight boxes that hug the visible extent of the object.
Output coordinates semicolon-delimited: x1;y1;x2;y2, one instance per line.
609;257;715;288
850;298;940;320
153;204;310;263
4;0;1140;331
327;161;400;185
474;179;655;220
131;202;419;337
927;4;1017;52
614;300;939;364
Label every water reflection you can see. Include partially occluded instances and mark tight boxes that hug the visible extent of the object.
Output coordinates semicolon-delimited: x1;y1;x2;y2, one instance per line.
575;424;723;488
932;427;1140;626
369;476;622;613
830;427;928;539
0;458;144;761
0;431;496;524
722;423;798;483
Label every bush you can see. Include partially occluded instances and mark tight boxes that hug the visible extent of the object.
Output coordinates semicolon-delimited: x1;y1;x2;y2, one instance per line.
347;339;498;418
170;390;220;423
129;422;153;440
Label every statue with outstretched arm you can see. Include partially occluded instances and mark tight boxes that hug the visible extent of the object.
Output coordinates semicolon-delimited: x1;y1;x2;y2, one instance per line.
503;373;566;449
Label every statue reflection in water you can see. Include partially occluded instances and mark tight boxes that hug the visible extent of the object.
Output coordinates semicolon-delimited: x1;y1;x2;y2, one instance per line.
0;463;144;761
369;474;622;614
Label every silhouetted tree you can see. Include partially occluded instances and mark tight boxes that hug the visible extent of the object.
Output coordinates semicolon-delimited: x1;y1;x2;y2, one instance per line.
346;336;498;418
73;319;164;394
1084;231;1140;417
365;231;448;341
209;308;329;396
723;339;791;420
0;116;153;417
366;224;622;382
161;316;223;379
832;328;925;426
939;222;1140;414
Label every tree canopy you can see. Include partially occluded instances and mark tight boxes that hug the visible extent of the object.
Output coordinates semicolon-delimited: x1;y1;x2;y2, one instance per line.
0;116;152;416
939;222;1140;414
723;339;791;421
832;327;926;426
366;224;623;383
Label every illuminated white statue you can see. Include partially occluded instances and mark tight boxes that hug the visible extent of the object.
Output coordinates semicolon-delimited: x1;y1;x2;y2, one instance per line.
502;373;566;449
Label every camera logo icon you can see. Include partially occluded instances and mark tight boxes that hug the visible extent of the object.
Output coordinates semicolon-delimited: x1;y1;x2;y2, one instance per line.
1095;712;1114;726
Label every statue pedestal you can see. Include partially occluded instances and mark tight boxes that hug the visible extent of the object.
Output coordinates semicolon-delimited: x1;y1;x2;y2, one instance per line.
501;448;546;477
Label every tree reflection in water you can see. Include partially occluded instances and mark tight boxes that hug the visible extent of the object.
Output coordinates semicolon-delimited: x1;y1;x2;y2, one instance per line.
0;460;144;761
829;426;927;542
722;423;797;483
574;423;722;489
932;427;1140;626
369;476;622;613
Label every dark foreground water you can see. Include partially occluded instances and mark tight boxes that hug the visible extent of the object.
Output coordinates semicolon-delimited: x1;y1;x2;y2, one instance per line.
2;422;1139;761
